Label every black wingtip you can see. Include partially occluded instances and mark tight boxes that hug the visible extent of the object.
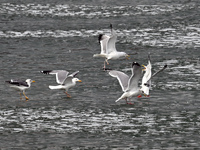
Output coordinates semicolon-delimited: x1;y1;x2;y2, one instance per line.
110;24;113;29
162;65;168;70
40;70;52;74
98;34;104;44
103;68;112;71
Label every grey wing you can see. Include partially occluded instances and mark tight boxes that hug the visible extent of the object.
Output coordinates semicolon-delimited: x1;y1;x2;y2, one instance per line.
99;34;110;54
69;71;79;77
109;70;129;91
46;70;68;84
107;28;117;54
147;65;168;82
63;76;73;85
127;62;142;91
40;70;69;84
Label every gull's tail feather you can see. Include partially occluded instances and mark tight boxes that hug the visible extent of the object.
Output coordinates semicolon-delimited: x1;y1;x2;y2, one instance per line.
115;92;127;102
93;54;107;58
115;98;122;102
49;85;64;90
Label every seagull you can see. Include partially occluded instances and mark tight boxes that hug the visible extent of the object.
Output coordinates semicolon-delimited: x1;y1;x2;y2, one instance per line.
141;54;152;97
141;54;168;97
108;62;143;104
5;79;35;100
93;24;129;69
40;70;82;97
108;60;167;104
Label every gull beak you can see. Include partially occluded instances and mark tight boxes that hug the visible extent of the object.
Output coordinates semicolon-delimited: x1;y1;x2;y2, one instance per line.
78;80;82;82
126;55;130;60
32;80;35;83
142;65;146;71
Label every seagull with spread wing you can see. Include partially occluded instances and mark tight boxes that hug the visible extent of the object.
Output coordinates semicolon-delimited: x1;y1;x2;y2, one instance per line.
93;24;129;69
108;60;167;104
40;70;82;97
141;54;167;97
108;62;143;104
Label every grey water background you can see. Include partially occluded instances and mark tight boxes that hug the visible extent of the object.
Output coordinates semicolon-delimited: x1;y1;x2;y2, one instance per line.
0;0;200;149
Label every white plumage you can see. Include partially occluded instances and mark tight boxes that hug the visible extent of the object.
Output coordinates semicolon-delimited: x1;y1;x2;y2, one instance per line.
93;24;129;68
41;70;82;97
6;79;35;100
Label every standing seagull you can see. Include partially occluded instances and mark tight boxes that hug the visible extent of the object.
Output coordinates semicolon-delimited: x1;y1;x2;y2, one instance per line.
108;62;143;104
93;24;129;69
5;79;35;100
40;70;82;97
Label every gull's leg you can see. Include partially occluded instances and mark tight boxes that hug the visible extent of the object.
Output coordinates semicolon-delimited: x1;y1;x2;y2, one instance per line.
103;60;106;70
65;91;71;98
137;95;142;98
127;98;134;105
125;98;133;105
125;98;128;104
23;91;29;101
106;59;109;65
19;92;22;100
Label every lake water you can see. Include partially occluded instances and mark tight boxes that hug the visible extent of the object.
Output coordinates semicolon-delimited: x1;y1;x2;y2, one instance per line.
0;0;200;149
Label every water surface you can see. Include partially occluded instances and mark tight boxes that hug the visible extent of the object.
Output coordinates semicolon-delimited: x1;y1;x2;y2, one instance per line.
0;0;200;149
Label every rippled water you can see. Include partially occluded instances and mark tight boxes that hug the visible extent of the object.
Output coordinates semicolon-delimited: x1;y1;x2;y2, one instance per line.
0;0;200;149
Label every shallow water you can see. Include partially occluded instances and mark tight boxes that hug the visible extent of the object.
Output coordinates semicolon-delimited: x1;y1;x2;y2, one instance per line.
0;0;200;149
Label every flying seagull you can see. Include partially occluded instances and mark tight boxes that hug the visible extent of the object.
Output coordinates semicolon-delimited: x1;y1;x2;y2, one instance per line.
141;54;167;97
40;70;82;97
108;62;143;104
141;54;152;97
108;60;167;104
93;24;129;69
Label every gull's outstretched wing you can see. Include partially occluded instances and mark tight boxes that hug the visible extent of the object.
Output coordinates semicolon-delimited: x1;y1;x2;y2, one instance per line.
107;24;117;54
109;70;129;92
151;65;167;78
41;70;69;84
127;62;142;91
63;76;73;86
98;34;110;54
142;54;152;86
69;71;79;77
145;65;168;87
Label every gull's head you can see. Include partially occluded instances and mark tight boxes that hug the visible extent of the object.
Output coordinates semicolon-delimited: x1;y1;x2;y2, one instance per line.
26;79;35;87
120;52;129;59
140;89;150;97
72;78;82;83
26;79;35;83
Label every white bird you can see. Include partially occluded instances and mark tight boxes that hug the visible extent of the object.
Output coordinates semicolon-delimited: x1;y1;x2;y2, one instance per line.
5;79;35;100
40;70;82;97
93;24;129;69
141;55;152;97
141;54;168;97
108;62;143;104
108;60;167;104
